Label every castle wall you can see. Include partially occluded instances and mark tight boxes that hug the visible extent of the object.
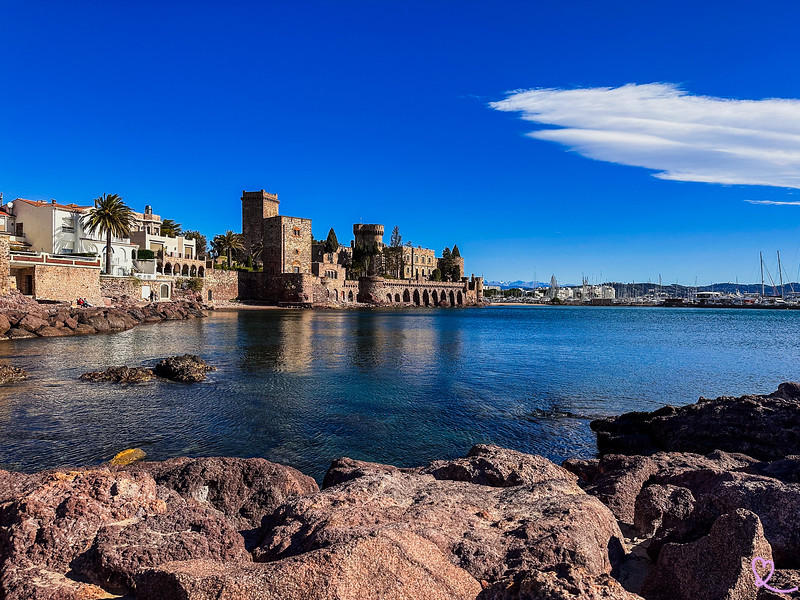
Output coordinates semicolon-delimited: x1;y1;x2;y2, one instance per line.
201;269;240;305
263;216;312;276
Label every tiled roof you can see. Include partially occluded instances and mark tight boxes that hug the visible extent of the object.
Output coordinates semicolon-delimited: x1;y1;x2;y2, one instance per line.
14;198;92;211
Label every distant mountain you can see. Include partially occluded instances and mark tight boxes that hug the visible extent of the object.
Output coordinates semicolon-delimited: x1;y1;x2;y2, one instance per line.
486;280;800;295
485;280;551;289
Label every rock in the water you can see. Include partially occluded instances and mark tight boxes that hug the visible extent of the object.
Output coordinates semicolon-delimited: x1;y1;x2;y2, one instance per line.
255;459;625;586
109;448;147;465
641;509;772;600
137;530;483;600
0;365;27;385
153;354;216;382
126;456;319;531
591;384;800;460
79;366;156;383
5;327;37;339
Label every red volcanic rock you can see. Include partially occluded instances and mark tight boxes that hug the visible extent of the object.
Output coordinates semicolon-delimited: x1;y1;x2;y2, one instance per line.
0;314;10;335
16;313;49;333
563;450;758;524
255;470;625;584
153;354;216;382
137;530;483;600
642;509;772;600
0;365;27;385
591;383;800;460
420;443;577;487
481;564;643;600
127;456;319;531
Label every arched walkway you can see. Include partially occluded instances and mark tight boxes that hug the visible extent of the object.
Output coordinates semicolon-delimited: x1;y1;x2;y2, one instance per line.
198;266;205;277
182;264;189;276
413;290;421;306
449;290;455;306
348;290;354;302
403;289;410;303
431;290;439;306
386;293;393;303
190;265;197;277
457;291;463;305
422;290;430;307
394;293;401;302
164;263;173;275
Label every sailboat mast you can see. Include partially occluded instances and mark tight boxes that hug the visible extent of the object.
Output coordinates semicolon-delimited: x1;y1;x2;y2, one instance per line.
760;252;765;298
778;250;784;298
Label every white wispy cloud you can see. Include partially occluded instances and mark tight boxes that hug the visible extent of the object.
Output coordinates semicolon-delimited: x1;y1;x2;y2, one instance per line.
490;83;800;189
745;199;800;206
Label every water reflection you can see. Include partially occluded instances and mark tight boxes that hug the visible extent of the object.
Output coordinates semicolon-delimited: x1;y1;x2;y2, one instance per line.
1;306;799;481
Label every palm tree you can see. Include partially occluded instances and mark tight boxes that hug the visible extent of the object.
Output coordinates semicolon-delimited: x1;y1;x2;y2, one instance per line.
251;240;264;267
82;194;134;275
160;218;182;237
216;231;245;267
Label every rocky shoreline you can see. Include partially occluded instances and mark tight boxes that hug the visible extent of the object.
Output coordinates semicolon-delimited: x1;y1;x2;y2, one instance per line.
2;385;800;599
0;293;206;341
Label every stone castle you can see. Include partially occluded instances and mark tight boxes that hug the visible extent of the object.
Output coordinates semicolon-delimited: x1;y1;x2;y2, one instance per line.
237;189;483;307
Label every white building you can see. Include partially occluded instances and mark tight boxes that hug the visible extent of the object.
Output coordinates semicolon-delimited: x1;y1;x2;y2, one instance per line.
7;199;138;276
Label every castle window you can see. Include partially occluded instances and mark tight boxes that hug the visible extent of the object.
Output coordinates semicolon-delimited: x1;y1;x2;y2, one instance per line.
294;249;300;254
292;227;301;237
293;266;300;273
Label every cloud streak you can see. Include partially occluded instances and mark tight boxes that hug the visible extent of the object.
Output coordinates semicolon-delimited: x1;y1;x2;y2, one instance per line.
745;199;800;206
490;83;800;189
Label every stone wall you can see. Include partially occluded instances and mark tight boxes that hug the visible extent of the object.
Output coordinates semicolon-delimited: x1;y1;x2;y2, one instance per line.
0;236;10;295
100;276;143;301
36;264;102;304
201;270;240;305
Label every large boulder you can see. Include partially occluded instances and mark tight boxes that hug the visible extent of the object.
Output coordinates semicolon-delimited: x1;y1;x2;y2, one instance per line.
126;456;319;532
591;383;800;460
641;509;772;600
17;313;49;333
255;452;625;587
153;354;216;382
480;564;643;600
137;530;482;600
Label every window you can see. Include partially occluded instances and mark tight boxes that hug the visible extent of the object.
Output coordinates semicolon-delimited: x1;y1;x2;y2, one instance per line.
294;249;300;255
61;216;75;233
292;227;301;237
61;243;74;254
293;266;300;273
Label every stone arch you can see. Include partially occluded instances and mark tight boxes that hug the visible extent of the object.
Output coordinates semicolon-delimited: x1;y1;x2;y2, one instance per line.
173;263;180;275
190;265;197;277
334;289;339;301
394;293;401;302
208;289;213;301
160;283;171;300
413;290;421;306
164;263;173;275
457;291;463;305
387;293;393;303
182;264;189;276
198;266;205;277
431;290;438;306
348;290;354;302
403;289;410;303
423;290;430;307
449;290;455;306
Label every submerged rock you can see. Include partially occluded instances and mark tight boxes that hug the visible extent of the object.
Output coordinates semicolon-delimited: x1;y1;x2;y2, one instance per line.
154;354;216;382
590;383;800;460
0;365;27;385
79;366;156;383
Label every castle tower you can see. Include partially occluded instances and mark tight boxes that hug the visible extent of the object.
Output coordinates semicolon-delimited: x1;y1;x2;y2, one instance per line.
352;224;384;253
241;190;280;254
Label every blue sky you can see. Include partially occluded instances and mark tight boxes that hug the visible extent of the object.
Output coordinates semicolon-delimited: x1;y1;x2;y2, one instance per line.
3;1;800;284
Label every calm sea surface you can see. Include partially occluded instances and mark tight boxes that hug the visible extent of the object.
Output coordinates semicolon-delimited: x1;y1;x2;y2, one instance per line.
0;306;798;480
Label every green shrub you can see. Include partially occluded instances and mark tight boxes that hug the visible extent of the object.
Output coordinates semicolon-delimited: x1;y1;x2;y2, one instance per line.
136;249;155;260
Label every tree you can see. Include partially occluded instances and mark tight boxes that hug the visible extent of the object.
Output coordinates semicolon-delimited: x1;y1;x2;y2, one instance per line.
251;240;263;266
160;218;182;237
451;245;461;258
431;268;442;282
215;231;245;267
390;225;402;248
184;230;207;259
383;225;404;278
82;193;134;275
324;228;339;253
440;247;452;281
449;244;462;281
